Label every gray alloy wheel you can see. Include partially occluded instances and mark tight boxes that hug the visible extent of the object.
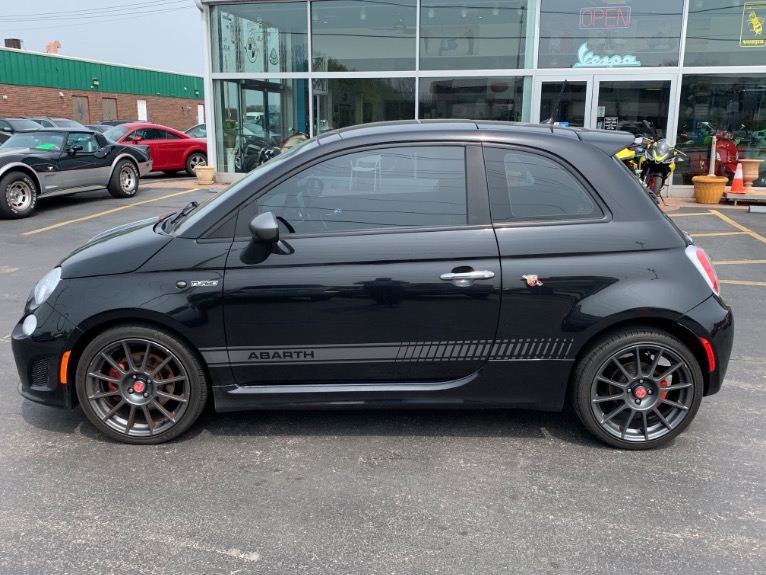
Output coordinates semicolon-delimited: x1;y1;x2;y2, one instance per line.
107;160;139;198
0;171;38;219
75;324;208;444
573;328;703;450
185;152;207;177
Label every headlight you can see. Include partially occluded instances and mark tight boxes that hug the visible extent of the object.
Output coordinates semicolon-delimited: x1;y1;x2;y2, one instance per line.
33;267;61;306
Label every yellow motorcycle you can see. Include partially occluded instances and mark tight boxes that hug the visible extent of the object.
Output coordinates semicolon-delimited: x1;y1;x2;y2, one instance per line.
639;120;684;199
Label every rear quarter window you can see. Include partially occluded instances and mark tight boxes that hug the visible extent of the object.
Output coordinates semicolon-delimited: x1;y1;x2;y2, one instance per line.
485;147;602;223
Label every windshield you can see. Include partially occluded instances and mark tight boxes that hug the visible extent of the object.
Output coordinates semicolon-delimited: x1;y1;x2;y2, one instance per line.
104;125;132;141
0;131;66;150
174;136;315;236
7;119;42;130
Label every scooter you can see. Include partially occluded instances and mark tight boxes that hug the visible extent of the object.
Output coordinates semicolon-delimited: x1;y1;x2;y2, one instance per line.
694;122;742;179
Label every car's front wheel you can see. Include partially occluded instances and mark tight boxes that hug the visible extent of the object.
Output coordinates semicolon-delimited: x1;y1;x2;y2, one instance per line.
0;171;38;219
573;328;703;450
75;324;208;444
185;152;207;177
107;160;139;198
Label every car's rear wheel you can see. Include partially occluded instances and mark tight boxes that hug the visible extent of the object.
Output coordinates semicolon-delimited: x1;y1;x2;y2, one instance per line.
185;152;207;177
107;160;139;198
75;324;208;444
0;171;37;219
573;328;703;450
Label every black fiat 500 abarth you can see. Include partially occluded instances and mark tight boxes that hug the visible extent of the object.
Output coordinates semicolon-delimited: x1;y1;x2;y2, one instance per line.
12;121;733;449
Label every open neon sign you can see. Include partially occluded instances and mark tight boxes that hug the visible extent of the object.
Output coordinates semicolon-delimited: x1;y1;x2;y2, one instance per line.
580;6;632;30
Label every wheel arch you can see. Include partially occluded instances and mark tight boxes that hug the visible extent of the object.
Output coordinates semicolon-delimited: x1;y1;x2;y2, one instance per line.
0;164;42;191
65;311;213;408
564;317;710;408
107;153;139;181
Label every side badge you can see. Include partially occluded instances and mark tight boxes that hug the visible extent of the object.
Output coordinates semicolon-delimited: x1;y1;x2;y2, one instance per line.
522;274;543;287
190;280;219;287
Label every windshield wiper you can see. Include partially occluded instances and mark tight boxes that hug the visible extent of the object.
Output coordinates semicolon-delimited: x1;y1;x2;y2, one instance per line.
163;201;198;232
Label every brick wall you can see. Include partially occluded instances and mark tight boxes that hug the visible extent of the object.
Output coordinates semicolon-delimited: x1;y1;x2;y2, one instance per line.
0;83;204;131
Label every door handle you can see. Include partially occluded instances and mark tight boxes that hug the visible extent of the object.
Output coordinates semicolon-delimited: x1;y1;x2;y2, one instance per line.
440;270;495;287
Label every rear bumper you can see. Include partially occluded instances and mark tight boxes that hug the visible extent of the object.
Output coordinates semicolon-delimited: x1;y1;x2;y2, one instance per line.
11;303;82;408
680;295;734;396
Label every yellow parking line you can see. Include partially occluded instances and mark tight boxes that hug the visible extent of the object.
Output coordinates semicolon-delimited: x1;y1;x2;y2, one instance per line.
710;210;766;244
23;188;201;236
713;260;766;265
720;280;766;287
668;212;714;217
691;232;749;237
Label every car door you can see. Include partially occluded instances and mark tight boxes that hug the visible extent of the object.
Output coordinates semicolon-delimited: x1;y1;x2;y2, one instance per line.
157;129;189;170
484;145;611;361
221;144;502;386
124;128;165;169
57;132;110;187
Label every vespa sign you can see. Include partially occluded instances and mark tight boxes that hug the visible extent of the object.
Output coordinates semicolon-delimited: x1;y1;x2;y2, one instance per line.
573;42;642;68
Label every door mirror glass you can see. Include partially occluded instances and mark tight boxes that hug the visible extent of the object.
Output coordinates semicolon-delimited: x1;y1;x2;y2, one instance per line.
249;211;279;243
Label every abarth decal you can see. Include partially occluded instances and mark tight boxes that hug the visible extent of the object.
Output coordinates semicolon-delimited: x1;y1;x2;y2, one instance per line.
522;274;544;287
200;338;575;367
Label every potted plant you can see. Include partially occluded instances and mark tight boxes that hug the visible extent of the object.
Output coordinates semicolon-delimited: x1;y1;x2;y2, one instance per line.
692;174;728;204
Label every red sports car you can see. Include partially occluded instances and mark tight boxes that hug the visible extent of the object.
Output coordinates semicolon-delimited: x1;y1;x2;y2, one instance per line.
103;123;206;176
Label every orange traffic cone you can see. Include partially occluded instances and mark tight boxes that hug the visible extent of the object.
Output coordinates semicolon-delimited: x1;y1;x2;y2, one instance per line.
729;163;745;194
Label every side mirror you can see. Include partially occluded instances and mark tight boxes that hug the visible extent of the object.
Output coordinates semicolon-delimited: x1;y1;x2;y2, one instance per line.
131;136;143;143
1;127;11;132
70;144;83;154
249;212;279;243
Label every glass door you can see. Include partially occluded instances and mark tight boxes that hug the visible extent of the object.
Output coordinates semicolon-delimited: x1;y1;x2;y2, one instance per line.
536;79;593;127
592;76;674;138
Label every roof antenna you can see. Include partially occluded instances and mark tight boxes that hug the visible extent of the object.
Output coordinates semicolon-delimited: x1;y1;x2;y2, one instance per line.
541;80;568;125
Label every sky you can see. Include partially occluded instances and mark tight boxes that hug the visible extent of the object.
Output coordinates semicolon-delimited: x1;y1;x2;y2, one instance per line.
0;0;205;76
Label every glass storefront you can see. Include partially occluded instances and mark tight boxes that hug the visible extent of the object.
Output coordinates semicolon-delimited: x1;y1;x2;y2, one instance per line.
204;1;766;188
675;74;766;186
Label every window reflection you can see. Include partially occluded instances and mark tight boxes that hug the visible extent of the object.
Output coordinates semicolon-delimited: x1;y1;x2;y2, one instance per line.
685;0;766;66
212;2;307;73
314;78;415;133
419;77;528;122
311;0;416;72
419;1;530;70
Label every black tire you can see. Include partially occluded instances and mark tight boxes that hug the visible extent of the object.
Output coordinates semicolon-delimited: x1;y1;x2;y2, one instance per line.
107;159;139;198
0;171;37;219
75;324;208;444
572;328;704;450
185;152;207;177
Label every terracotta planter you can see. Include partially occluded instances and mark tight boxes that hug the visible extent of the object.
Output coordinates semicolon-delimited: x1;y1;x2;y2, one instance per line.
194;165;215;185
692;175;728;204
740;158;764;191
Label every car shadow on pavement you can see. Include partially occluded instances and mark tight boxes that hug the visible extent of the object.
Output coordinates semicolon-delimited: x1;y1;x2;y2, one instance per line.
20;397;608;448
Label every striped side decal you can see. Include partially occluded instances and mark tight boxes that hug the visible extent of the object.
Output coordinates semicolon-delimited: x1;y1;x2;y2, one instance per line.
200;337;575;367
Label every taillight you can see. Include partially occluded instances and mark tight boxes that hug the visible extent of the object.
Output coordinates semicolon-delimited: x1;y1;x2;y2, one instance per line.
686;245;720;296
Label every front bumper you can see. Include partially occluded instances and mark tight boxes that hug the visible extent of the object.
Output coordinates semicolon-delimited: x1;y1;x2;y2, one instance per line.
11;302;82;408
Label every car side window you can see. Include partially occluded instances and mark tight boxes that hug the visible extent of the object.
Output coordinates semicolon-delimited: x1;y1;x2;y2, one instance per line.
239;146;467;236
485;147;602;222
65;133;99;153
160;130;181;140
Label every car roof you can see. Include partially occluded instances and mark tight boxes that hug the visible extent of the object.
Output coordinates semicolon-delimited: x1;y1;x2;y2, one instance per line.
318;120;634;156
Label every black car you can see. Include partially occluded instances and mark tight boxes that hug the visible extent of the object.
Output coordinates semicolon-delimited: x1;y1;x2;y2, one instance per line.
0;117;43;143
11;121;733;449
0;128;152;218
27;116;86;129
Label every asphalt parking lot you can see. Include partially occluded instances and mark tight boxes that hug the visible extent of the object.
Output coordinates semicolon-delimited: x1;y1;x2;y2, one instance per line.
0;179;765;574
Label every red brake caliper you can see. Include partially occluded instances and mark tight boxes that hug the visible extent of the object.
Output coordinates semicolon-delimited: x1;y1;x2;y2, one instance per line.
660;380;669;399
107;362;127;394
